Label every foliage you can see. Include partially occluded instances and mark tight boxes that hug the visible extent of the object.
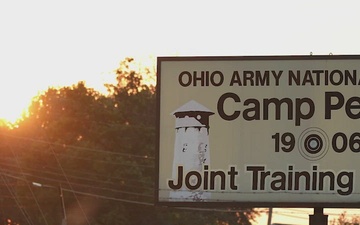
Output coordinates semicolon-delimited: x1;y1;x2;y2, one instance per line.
0;58;259;225
330;211;360;225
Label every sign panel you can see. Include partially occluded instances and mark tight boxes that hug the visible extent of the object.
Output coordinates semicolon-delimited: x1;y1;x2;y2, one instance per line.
156;55;360;207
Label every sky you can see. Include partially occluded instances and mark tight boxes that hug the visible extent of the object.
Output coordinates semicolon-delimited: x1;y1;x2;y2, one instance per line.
1;0;360;123
1;0;360;223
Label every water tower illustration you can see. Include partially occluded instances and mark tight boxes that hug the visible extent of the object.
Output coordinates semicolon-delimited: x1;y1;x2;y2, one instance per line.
170;100;214;201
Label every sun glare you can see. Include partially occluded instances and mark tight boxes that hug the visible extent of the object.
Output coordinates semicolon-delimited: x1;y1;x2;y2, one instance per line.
0;96;32;127
0;55;156;127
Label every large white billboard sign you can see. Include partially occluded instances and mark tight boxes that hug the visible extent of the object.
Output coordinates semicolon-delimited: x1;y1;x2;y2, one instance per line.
156;55;360;207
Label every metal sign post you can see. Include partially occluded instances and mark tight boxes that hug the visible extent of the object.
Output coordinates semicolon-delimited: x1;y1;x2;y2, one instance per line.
309;208;327;225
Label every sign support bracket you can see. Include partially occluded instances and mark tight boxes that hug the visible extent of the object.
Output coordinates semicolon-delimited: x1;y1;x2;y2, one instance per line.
309;207;327;225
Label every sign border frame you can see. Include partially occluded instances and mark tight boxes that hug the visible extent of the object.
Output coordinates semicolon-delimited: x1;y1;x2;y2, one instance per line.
155;54;360;208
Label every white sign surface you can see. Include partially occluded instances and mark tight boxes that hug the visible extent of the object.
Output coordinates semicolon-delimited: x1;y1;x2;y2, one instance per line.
156;55;360;207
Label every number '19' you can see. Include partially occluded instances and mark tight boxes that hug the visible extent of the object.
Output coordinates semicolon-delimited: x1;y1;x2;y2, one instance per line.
272;132;295;152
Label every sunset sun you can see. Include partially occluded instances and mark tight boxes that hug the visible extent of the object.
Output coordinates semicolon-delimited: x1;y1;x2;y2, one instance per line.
0;101;30;125
0;81;38;125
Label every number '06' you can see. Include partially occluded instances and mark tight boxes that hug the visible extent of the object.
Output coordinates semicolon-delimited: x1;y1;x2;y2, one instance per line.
332;132;360;153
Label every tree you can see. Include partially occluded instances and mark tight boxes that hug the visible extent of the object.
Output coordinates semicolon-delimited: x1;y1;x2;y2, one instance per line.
330;211;360;225
0;57;259;225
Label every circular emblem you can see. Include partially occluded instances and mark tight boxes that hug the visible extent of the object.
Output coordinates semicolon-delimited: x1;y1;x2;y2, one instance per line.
298;127;329;161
